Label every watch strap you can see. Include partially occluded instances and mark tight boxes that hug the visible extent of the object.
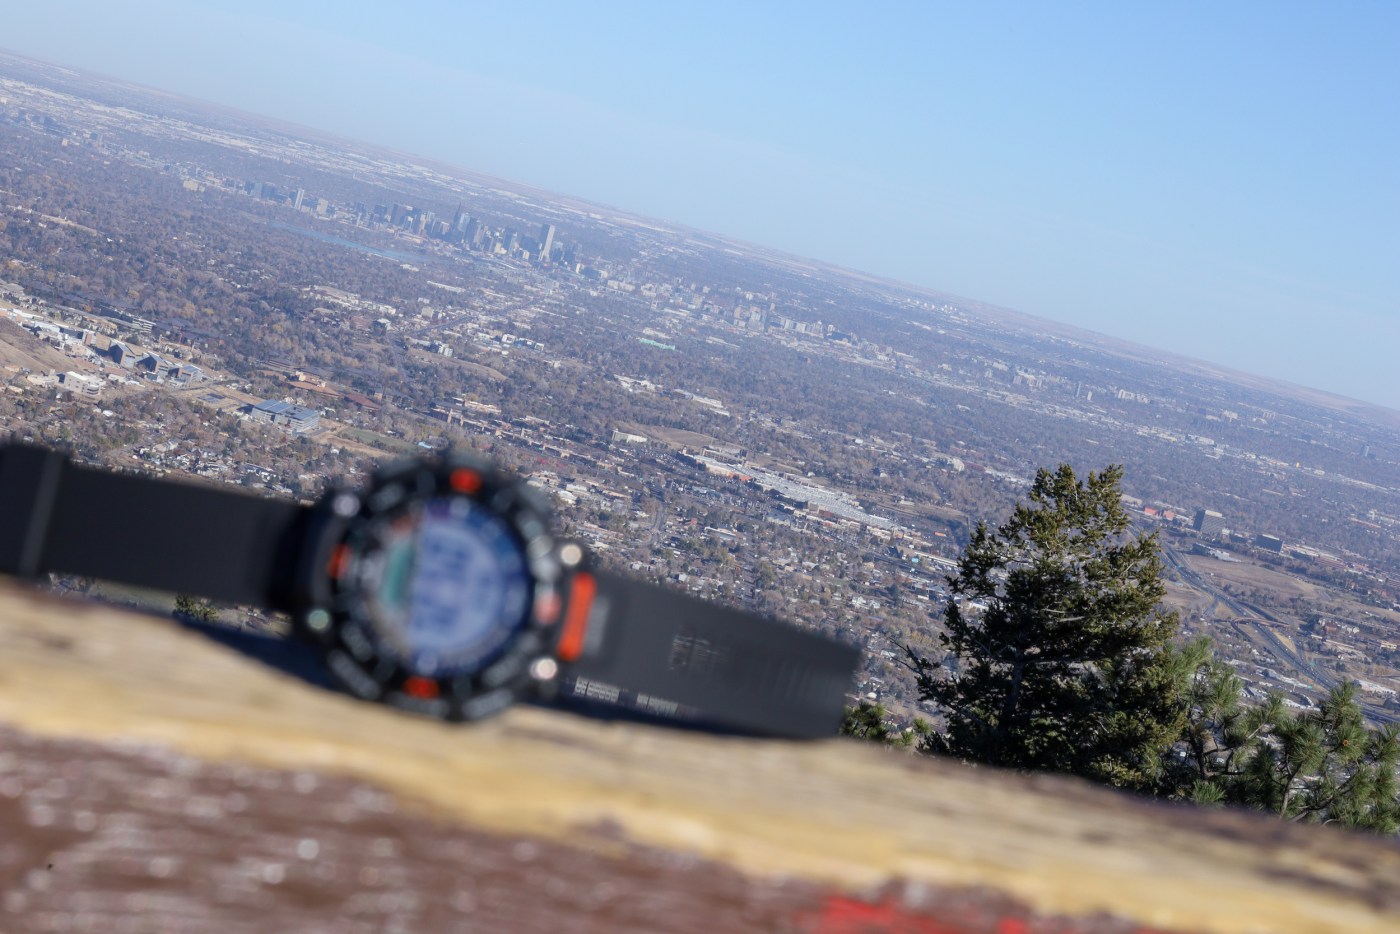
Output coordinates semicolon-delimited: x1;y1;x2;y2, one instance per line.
0;443;310;609
561;569;860;738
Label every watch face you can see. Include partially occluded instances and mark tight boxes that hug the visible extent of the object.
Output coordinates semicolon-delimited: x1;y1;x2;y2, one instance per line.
307;458;565;719
358;496;532;676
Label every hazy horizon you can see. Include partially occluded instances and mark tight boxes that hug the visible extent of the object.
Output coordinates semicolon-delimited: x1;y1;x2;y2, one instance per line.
3;2;1397;410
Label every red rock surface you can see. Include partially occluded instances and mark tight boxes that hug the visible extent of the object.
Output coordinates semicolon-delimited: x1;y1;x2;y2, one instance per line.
2;586;1397;934
0;725;1180;934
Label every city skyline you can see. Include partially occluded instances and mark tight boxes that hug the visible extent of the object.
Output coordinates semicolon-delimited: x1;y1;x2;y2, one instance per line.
4;2;1398;409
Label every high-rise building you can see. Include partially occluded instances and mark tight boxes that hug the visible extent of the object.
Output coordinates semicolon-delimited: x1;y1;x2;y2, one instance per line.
539;224;556;262
293;188;305;211
1193;509;1227;538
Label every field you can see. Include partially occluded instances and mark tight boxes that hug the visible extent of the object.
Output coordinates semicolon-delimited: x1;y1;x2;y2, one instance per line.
1181;554;1320;602
410;348;507;382
615;421;721;451
334;425;420;455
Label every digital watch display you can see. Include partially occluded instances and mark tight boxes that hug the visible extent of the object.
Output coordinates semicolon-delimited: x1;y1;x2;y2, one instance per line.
355;496;532;674
303;457;567;721
0;442;862;737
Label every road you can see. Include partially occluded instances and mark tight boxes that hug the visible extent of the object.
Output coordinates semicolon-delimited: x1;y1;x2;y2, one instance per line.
1163;547;1400;725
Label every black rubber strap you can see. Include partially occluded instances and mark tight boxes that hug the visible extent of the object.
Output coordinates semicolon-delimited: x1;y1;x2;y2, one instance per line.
564;570;860;738
0;443;310;610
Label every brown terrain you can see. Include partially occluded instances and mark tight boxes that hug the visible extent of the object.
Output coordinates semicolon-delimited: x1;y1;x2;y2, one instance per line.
0;318;87;376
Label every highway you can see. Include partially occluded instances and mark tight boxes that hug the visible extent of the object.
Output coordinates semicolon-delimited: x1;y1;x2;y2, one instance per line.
1164;545;1326;682
1163;546;1400;726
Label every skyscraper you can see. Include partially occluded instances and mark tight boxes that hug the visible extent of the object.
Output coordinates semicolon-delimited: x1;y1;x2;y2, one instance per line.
539;224;556;262
1193;509;1227;538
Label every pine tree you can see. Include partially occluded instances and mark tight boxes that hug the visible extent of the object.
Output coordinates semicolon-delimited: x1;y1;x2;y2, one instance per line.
1167;646;1400;833
1160;636;1281;804
906;464;1184;789
841;701;931;749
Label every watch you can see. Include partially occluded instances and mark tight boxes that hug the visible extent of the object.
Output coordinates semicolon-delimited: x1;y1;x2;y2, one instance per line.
0;442;861;737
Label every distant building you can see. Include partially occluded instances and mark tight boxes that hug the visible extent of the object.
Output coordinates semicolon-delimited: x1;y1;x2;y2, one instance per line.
1254;533;1285;553
1191;542;1233;560
293;188;305;211
248;400;320;433
136;352;166;376
167;363;206;386
103;310;154;336
1193;508;1227;538
59;371;101;399
108;340;135;368
539;223;556;262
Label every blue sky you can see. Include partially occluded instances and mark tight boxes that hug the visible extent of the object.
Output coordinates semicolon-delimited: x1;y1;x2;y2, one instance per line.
6;2;1399;408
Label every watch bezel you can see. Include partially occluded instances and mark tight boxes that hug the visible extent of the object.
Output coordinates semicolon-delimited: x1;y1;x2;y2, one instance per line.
295;453;566;720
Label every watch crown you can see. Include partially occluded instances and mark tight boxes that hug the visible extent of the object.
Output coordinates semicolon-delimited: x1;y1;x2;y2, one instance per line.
330;493;360;518
558;542;585;569
529;657;560;682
